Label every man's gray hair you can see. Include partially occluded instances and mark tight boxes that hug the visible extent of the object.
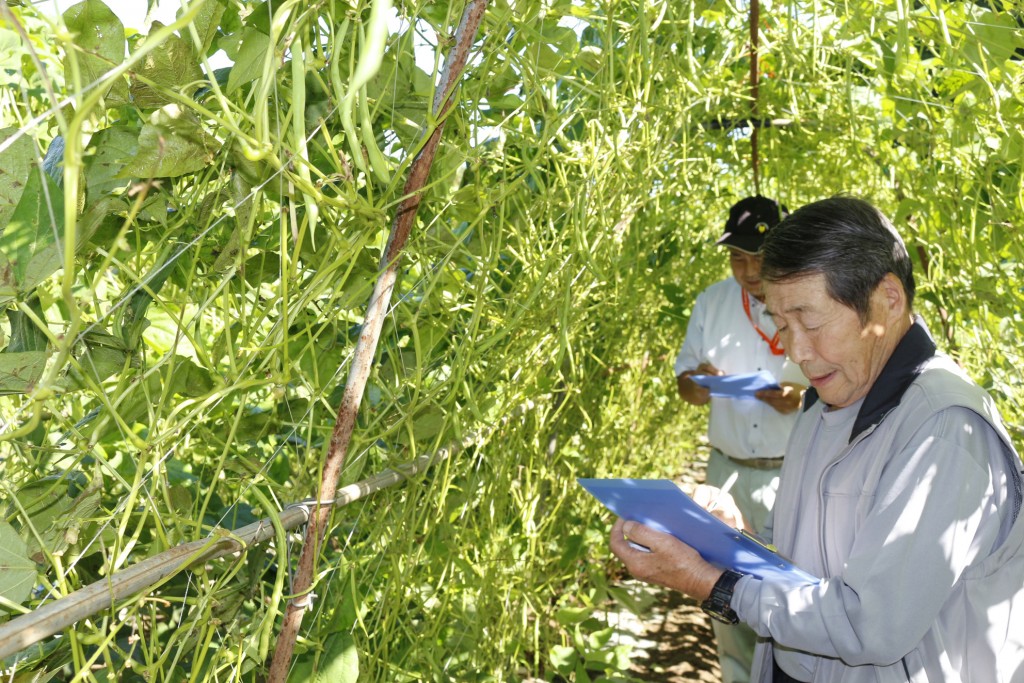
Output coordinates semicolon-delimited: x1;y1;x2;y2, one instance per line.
760;196;915;320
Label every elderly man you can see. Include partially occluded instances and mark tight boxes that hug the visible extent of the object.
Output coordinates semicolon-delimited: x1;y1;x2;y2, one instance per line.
612;196;1024;682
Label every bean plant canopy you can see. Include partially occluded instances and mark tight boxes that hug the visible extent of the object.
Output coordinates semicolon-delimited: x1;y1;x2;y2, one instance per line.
0;0;1022;680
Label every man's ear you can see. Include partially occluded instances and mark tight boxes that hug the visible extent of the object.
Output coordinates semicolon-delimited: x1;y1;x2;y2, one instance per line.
876;273;907;319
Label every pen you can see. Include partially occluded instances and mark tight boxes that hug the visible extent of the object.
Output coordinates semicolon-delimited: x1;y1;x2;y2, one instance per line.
707;471;739;513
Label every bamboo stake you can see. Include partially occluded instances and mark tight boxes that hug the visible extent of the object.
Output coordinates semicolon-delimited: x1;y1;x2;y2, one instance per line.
267;3;488;679
0;507;306;662
0;424;497;662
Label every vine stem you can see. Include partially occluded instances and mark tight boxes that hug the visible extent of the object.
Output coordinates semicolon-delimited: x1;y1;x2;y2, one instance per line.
266;2;489;679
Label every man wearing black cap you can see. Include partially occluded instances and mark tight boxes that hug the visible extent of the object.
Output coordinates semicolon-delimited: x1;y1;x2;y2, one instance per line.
673;195;806;683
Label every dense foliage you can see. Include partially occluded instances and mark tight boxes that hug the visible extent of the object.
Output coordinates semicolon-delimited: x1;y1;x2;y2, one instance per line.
0;0;1021;680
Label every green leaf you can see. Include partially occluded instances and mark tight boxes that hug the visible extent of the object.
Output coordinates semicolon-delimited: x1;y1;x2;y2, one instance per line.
325;571;363;634
114;254;174;351
59;329;133;391
960;8;1019;69
129;22;205;109
7;477;102;562
5;298;48;353
188;0;228;58
549;644;578;674
8;476;69;523
288;632;360;683
62;0;128;104
606;584;656;616
586;625;615;649
319;633;359;683
211;174;254;275
393;403;448;445
225;28;271;94
0;126;35;232
0;519;35;612
576;44;603;73
165;356;215;398
486;94;523;111
0;159;65;297
78;196;127;248
242;252;282;285
84;126;139;199
0;26;22;72
167;485;193;515
540;22;578;56
117;104;216;178
555;605;594;625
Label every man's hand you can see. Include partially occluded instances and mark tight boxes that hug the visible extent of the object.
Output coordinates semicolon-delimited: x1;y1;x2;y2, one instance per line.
677;362;722;405
609;518;723;600
691;483;748;531
755;382;805;414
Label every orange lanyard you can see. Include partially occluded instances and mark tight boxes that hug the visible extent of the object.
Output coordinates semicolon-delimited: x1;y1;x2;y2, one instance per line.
742;290;785;356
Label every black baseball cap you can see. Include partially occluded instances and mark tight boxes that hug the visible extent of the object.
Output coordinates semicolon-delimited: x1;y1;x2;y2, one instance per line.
716;196;789;253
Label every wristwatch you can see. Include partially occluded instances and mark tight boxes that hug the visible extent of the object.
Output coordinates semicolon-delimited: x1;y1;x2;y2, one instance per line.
701;569;745;624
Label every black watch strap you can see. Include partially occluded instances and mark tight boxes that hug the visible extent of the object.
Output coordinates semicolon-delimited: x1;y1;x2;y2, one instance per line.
701;569;745;624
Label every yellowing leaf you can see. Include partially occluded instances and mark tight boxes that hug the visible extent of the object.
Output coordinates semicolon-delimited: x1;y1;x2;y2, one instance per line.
0;126;35;232
117;104;216;178
0;351;47;394
129;22;205;109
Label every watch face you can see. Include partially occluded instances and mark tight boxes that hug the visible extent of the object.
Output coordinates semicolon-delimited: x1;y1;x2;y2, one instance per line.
701;598;739;625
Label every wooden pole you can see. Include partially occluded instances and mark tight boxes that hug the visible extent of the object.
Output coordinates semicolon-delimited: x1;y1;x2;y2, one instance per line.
266;2;489;679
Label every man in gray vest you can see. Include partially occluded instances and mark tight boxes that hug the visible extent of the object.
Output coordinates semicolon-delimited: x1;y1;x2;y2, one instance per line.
611;196;1024;682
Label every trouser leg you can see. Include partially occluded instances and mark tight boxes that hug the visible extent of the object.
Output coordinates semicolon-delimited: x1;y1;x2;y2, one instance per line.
705;449;780;534
704;449;781;682
711;620;758;683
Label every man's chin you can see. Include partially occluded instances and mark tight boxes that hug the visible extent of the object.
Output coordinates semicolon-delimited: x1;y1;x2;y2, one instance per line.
744;287;765;301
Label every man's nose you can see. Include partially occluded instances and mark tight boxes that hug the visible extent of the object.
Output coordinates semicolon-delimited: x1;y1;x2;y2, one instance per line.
742;254;761;277
785;330;813;364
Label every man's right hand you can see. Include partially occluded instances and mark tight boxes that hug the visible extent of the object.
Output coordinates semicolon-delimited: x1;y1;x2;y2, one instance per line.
677;362;721;405
691;484;748;531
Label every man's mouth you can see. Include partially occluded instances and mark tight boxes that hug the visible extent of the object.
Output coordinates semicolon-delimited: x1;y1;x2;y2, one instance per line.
808;371;835;388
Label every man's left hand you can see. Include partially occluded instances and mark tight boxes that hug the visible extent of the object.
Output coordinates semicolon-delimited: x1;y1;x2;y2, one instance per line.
755;382;806;414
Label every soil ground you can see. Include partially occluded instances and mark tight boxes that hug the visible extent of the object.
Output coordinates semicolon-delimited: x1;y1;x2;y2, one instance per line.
624;588;721;682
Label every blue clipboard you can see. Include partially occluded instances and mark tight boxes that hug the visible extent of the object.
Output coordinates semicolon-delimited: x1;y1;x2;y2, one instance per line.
689;371;780;399
579;478;818;583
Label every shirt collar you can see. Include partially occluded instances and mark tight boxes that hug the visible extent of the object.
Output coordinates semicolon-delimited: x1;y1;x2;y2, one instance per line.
802;316;937;442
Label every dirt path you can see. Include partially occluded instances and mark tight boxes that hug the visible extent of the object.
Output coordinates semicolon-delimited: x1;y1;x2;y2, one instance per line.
624;587;721;682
